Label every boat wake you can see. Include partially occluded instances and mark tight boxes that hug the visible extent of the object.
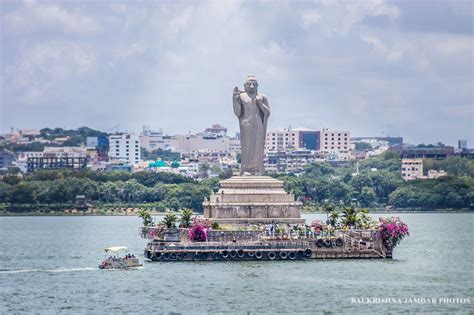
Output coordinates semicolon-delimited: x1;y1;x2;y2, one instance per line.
0;267;97;274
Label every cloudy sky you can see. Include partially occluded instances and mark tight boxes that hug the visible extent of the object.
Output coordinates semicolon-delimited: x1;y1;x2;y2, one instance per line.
1;0;473;145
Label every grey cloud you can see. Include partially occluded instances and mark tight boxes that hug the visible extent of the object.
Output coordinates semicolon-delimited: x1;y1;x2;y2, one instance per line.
389;0;473;35
1;0;472;146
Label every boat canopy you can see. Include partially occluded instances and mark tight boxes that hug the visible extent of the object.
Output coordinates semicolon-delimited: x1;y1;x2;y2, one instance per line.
104;246;128;253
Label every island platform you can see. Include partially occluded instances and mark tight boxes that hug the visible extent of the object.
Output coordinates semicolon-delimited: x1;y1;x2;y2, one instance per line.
141;228;393;261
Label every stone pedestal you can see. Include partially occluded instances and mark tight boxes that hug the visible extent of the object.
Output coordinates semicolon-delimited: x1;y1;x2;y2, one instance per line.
203;176;305;225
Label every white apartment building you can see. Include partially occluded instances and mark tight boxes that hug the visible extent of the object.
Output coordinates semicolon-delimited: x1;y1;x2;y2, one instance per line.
265;128;298;152
140;125;236;155
320;129;350;151
183;134;230;152
140;127;179;151
108;134;141;165
43;146;87;158
17;151;44;162
320;129;351;160
229;138;241;153
265;149;316;173
265;127;321;152
401;158;423;180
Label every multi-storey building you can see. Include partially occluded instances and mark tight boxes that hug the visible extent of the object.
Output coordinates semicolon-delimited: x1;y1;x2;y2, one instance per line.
182;134;230;153
25;147;88;172
265;127;320;152
319;129;351;160
205;124;227;137
294;128;320;151
320;129;350;151
229;138;241;154
140;125;236;156
140;127;177;151
108;134;141;165
265;149;317;173
390;144;454;160
401;158;423;180
265;128;298;152
351;136;403;147
27;156;88;172
43;146;87;158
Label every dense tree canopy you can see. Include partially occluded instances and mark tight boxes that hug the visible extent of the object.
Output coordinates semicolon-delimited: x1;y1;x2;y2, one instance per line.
1;170;211;212
1;153;473;212
271;153;473;210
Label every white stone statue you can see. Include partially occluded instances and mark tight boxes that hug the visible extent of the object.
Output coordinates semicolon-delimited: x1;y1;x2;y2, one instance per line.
233;75;270;175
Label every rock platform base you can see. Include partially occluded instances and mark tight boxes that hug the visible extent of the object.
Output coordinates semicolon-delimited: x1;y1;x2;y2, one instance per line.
203;175;304;226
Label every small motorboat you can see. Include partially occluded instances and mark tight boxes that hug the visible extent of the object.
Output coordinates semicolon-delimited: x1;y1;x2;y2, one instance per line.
99;246;142;270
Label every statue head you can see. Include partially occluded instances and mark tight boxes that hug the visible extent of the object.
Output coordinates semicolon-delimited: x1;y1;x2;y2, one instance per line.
244;74;258;94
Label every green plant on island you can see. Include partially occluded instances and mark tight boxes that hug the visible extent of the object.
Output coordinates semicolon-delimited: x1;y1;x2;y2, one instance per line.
355;209;378;229
211;221;220;230
179;208;194;228
138;209;153;227
276;226;286;234
328;210;340;227
321;201;335;224
162;212;178;228
340;205;358;227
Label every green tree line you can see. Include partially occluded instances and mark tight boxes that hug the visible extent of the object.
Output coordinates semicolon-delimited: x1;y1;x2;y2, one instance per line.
0;170;213;212
273;153;474;210
1;153;473;212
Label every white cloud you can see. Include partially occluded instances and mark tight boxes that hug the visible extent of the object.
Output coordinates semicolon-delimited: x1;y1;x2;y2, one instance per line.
433;35;474;55
301;0;399;35
302;10;321;29
1;0;472;145
4;41;96;102
3;1;102;36
360;34;404;61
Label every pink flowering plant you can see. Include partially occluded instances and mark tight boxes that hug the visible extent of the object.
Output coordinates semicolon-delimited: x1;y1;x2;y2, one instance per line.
148;224;165;240
189;218;211;242
378;217;409;247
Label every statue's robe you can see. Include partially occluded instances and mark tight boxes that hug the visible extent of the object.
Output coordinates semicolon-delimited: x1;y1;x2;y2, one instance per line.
233;92;270;175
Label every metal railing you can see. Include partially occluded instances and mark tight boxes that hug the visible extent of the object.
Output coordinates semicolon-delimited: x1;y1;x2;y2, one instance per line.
140;226;381;242
146;240;310;252
338;232;385;258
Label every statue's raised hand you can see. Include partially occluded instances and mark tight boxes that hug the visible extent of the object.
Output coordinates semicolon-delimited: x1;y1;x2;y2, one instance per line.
233;87;241;99
232;86;242;117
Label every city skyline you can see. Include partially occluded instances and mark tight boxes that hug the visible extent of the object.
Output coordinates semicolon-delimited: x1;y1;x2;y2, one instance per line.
1;0;473;146
2;123;467;148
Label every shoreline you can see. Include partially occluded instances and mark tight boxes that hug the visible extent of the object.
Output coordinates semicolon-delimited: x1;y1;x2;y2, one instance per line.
1;209;473;217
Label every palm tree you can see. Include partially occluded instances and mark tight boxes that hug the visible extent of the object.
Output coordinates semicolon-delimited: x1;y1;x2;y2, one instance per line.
341;206;358;227
321;201;334;224
180;208;194;228
328;211;340;227
162;213;178;229
138;210;153;227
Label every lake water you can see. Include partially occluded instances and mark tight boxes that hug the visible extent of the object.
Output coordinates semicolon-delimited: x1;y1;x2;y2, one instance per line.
1;213;473;314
